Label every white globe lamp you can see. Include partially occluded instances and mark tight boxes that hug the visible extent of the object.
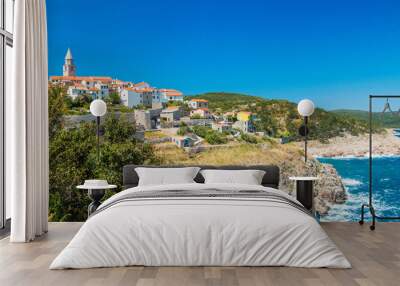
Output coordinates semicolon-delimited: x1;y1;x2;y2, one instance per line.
297;99;315;117
90;99;107;117
90;99;107;162
297;99;315;162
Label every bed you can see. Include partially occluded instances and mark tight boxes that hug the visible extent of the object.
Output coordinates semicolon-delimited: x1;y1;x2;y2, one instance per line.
50;165;351;269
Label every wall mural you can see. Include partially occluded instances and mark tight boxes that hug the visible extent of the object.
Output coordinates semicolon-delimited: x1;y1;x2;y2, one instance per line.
47;1;400;222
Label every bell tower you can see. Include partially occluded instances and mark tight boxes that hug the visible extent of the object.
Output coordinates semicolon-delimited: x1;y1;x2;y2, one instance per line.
63;48;76;76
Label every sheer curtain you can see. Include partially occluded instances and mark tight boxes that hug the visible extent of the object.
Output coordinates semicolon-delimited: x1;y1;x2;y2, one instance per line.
7;0;48;242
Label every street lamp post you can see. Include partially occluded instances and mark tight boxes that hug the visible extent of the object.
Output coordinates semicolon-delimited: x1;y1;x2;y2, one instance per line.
90;99;107;162
297;99;315;162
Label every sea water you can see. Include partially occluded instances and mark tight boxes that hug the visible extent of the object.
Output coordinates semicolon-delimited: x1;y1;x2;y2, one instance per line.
318;130;400;222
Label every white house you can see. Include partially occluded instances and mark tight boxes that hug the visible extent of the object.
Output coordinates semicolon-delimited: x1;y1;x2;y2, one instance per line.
120;88;152;108
190;108;212;119
171;135;195;148
161;106;182;122
111;80;133;94
151;89;162;104
135;88;153;107
212;121;232;133
132;81;150;90
67;85;86;99
120;88;142;107
159;89;184;102
81;79;96;89
188;98;208;109
94;82;109;98
67;84;100;99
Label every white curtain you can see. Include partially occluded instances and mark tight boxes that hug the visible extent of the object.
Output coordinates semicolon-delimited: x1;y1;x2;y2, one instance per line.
7;0;49;242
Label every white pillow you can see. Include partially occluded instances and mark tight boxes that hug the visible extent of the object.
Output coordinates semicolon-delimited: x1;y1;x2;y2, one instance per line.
135;167;200;186
200;169;266;185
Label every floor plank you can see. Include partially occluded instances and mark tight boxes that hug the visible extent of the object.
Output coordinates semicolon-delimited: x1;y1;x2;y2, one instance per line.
0;222;399;286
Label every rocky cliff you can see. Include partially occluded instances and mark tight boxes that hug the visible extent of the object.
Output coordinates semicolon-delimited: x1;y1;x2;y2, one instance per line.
279;159;347;215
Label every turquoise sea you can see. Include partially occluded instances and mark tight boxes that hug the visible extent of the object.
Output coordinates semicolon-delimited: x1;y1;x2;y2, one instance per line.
318;129;400;222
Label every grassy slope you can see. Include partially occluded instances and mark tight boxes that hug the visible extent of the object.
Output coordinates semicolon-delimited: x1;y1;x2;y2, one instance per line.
154;142;303;166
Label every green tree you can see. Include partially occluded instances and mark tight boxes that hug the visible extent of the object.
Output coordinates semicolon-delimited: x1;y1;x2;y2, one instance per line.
103;112;135;143
205;132;227;145
192;126;227;145
105;92;121;105
226;114;237;122
63;94;74;110
72;93;92;108
48;110;157;221
49;123;96;221
240;133;258;144
253;107;279;137
48;86;66;139
177;121;190;136
192;126;210;138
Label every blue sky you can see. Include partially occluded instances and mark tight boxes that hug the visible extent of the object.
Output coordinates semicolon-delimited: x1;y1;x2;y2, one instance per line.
47;0;400;110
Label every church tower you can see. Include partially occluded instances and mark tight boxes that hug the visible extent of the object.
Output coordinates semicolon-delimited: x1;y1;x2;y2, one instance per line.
63;48;76;76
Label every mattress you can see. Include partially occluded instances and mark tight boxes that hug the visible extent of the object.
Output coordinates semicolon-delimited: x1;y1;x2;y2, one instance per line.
50;183;351;269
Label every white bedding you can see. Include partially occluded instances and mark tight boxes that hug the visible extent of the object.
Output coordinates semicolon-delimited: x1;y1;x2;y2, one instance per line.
50;183;351;269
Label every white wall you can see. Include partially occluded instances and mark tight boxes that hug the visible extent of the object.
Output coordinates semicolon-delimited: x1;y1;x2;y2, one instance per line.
95;83;109;98
121;89;141;107
152;90;161;103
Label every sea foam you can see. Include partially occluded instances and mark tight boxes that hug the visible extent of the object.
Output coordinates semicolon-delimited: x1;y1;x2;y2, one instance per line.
342;178;363;186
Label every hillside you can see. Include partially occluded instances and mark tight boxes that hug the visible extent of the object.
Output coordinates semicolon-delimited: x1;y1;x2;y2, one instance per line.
187;93;370;141
185;92;264;112
333;109;400;128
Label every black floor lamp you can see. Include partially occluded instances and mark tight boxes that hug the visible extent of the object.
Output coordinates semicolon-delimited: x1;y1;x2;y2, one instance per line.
359;95;400;230
89;99;107;162
297;99;315;162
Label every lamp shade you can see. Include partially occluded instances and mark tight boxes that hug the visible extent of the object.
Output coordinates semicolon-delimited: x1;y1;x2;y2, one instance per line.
90;99;107;117
297;99;315;117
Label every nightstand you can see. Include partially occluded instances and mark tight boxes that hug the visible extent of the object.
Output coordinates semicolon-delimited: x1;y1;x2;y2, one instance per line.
77;182;117;216
289;177;319;216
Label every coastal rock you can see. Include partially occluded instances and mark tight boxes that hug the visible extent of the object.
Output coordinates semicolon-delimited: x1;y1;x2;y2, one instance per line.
315;197;330;215
307;129;400;158
279;159;347;215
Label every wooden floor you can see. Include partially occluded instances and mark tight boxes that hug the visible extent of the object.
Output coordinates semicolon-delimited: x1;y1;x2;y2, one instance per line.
0;222;399;286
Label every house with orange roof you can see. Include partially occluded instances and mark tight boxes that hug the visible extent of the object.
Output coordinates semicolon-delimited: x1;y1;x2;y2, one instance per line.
67;84;101;99
190;107;212;119
159;89;184;102
212;121;233;133
188;98;208;109
134;88;153;107
133;81;150;90
161;106;182;123
110;80;134;94
50;75;112;85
